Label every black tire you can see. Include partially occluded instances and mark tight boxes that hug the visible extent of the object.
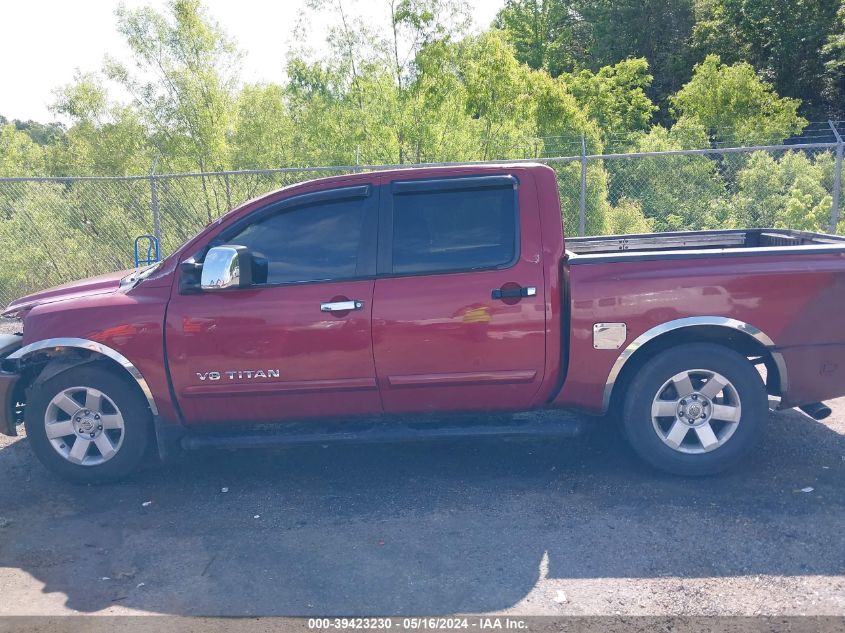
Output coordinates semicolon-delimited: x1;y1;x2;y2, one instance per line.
622;343;767;476
25;365;151;484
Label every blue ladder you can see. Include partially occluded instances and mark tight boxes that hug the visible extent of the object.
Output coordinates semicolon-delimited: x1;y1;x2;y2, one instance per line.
134;235;161;267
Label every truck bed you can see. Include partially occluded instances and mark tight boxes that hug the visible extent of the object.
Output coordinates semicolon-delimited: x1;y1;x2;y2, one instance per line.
566;228;845;259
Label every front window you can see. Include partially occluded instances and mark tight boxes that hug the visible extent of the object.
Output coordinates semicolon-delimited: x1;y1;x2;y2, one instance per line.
225;196;367;284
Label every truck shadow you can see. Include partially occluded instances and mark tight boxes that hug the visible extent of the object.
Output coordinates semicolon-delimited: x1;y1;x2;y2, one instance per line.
0;406;843;615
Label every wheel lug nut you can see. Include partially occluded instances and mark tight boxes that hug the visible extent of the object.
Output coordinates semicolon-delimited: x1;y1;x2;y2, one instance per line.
680;400;686;405
98;425;103;430
94;414;100;420
89;433;95;438
692;395;698;400
700;414;706;419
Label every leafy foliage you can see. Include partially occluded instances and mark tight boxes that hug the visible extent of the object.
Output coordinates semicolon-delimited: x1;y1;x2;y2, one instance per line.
670;55;807;145
560;59;658;143
497;0;845;121
692;0;842;120
610;122;729;231
731;151;836;231
0;125;46;177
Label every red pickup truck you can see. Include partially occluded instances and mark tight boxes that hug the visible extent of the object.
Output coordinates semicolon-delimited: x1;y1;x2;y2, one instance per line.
1;163;844;483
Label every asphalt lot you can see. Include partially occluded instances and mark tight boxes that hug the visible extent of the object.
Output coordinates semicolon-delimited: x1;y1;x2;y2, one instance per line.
0;400;843;616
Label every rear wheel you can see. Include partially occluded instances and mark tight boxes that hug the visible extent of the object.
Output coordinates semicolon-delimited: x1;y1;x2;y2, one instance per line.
25;365;151;484
622;343;767;475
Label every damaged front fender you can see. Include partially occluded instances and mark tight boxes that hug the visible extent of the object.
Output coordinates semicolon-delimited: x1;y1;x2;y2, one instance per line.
0;334;24;436
0;372;22;436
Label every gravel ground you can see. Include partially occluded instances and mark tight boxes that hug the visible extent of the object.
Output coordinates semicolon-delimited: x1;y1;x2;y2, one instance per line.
0;320;21;336
0;398;843;616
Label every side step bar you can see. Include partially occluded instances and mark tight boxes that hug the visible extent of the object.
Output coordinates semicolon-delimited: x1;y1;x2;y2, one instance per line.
180;413;585;451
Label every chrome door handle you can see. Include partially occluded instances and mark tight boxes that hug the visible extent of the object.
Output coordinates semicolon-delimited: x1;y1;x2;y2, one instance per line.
491;286;537;300
321;300;364;312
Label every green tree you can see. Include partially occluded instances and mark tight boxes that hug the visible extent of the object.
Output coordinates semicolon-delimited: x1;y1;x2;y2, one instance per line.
581;0;697;112
560;58;657;143
692;0;842;119
610;120;730;231
670;55;806;145
494;0;592;76
0;117;66;147
823;2;845;111
105;0;241;174
0;124;46;177
606;198;653;234
51;72;153;176
232;84;296;170
731;151;835;231
495;0;697;118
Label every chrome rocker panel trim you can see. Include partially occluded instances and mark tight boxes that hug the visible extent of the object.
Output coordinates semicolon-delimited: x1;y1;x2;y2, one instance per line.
8;337;159;416
601;316;788;413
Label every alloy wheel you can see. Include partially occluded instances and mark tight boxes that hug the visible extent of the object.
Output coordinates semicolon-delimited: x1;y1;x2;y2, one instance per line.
44;386;126;466
650;369;742;454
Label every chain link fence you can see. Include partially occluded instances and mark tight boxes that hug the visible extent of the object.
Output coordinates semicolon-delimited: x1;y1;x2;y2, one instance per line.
0;130;842;307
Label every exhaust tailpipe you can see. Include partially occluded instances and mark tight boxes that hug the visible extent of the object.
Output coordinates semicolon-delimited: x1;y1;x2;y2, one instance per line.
799;402;832;421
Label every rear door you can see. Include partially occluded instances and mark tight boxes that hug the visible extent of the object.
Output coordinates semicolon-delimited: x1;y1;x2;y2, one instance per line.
372;172;547;413
166;183;382;425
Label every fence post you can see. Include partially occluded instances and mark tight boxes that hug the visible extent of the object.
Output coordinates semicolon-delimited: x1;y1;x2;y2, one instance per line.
149;155;161;245
355;145;361;173
830;121;844;233
224;172;232;211
579;135;587;236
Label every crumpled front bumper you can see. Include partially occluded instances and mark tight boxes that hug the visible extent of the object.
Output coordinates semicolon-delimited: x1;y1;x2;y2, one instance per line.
0;371;21;436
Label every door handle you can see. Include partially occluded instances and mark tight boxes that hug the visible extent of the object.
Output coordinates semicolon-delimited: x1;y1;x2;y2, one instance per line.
492;286;537;300
321;300;364;312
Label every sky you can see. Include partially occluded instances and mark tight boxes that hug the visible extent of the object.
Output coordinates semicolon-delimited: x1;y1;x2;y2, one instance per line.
0;0;506;124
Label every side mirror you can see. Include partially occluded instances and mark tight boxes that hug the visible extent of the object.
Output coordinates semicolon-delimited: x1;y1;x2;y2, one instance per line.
200;245;253;290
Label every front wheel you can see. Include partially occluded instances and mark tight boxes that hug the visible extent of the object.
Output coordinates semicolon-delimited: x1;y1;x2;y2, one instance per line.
25;365;152;484
622;343;767;476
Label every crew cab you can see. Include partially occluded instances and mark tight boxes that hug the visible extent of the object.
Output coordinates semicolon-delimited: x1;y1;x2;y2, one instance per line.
1;163;844;483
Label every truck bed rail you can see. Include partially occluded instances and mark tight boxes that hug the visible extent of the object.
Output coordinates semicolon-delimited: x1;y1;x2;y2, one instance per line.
566;228;845;260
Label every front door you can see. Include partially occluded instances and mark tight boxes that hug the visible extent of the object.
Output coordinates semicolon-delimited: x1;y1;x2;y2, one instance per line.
372;173;547;413
166;184;382;425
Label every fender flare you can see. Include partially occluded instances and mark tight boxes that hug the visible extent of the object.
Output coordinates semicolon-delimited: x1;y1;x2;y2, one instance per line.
7;337;159;415
601;316;788;413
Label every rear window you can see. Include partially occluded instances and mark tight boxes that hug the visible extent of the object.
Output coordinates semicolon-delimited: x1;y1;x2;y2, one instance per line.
391;186;518;274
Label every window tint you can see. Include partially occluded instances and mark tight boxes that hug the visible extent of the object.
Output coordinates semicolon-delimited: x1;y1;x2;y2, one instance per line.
391;186;517;274
226;196;366;283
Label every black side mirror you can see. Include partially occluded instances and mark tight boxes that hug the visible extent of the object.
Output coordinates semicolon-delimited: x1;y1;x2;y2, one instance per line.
250;252;269;285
